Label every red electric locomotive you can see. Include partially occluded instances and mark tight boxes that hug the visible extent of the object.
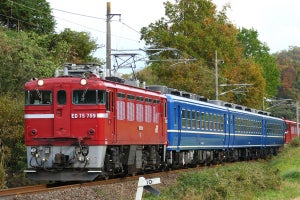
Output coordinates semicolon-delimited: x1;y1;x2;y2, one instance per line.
24;64;167;181
284;119;299;143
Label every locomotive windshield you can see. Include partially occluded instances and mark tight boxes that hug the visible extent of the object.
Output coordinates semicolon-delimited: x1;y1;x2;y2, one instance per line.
25;90;52;105
73;90;105;104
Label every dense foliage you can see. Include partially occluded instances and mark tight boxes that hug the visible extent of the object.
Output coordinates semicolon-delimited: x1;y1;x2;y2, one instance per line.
276;46;300;100
0;29;57;94
0;0;55;34
0;94;26;188
238;28;281;97
139;0;279;109
0;1;101;187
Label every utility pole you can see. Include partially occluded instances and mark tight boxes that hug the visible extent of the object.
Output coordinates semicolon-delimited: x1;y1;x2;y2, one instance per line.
215;50;218;100
106;2;120;77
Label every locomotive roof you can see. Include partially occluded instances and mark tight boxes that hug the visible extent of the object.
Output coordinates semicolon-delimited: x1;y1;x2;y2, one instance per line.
25;76;166;99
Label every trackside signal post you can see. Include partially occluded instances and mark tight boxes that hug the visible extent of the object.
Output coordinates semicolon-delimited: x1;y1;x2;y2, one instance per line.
135;177;161;200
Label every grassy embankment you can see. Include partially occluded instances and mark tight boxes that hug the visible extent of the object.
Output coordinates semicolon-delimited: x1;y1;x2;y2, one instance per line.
145;137;300;200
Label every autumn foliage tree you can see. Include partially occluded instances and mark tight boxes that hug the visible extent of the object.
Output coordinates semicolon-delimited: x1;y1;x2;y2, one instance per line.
276;46;300;100
237;28;280;97
139;0;270;108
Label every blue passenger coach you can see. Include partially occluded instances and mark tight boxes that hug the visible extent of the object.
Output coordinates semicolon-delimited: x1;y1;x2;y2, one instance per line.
166;94;285;162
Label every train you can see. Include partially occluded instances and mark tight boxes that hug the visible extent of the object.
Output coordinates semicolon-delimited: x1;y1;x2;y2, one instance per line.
284;119;300;143
24;64;286;181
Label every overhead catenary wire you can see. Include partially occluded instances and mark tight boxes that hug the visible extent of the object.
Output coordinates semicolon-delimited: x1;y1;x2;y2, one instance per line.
2;1;273;104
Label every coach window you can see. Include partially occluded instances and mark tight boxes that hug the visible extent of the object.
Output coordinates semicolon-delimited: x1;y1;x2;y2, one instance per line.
187;110;191;128
201;112;205;130
205;113;210;130
220;115;224;131
181;109;186;128
197;112;201;129
192;111;196;129
251;120;255;134
213;114;217;131
57;90;66;105
218;115;222;131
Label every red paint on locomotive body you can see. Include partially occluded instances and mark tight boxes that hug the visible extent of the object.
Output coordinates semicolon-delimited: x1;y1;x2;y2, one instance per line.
284;119;299;143
24;76;167;147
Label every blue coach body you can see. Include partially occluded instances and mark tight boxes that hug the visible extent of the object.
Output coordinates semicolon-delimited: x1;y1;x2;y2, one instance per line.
166;94;285;152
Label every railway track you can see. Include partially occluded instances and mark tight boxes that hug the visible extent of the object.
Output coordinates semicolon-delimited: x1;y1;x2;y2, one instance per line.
0;184;50;198
0;172;164;198
0;168;192;198
0;163;239;199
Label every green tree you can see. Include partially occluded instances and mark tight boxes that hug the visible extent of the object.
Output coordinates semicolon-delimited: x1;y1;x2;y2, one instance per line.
269;104;296;120
237;28;280;97
0;0;55;34
0;27;103;95
0;29;57;94
141;0;242;64
0;94;25;188
139;0;266;108
51;28;101;64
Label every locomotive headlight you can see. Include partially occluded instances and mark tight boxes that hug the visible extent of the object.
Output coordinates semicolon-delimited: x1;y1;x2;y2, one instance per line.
30;147;37;156
80;78;87;85
37;79;44;86
78;156;84;162
81;146;89;156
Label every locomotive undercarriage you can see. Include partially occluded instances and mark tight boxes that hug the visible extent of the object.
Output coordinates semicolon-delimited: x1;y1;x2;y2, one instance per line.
103;145;165;177
25;144;280;181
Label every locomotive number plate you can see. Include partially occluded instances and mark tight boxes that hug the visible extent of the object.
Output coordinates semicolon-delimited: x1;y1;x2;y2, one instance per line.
71;113;97;119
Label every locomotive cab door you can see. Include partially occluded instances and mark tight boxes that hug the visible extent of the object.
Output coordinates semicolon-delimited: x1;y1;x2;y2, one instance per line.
53;86;71;137
105;89;116;143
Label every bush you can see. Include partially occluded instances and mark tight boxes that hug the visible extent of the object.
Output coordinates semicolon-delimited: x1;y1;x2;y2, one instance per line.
0;162;7;189
289;137;300;147
0;94;27;187
147;162;281;200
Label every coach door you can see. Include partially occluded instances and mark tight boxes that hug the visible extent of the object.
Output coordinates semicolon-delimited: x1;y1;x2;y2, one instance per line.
177;105;182;151
224;113;234;149
261;119;266;148
53;86;71;137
